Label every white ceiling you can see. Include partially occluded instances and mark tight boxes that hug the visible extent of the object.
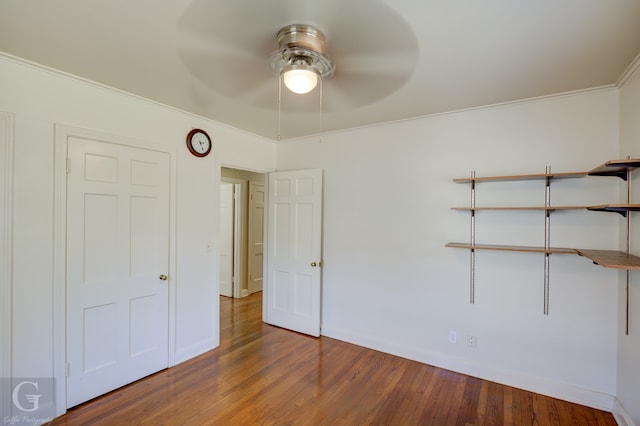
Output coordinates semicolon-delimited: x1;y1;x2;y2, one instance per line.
1;0;639;140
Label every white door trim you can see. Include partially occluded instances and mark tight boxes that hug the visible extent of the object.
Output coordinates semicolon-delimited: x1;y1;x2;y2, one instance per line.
221;177;247;298
219;182;235;297
262;173;270;323
232;183;244;298
0;112;14;416
52;124;177;416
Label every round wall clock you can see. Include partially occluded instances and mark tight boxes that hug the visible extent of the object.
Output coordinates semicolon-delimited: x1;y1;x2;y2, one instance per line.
186;129;212;157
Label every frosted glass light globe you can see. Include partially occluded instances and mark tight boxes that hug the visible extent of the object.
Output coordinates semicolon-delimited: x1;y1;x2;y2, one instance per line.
283;68;319;94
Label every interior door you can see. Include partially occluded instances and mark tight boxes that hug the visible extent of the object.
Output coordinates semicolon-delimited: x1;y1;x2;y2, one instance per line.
248;181;265;294
219;182;234;297
266;169;323;337
66;137;170;408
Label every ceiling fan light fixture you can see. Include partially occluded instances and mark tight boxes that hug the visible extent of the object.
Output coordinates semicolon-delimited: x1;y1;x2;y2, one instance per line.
282;65;319;94
268;24;335;95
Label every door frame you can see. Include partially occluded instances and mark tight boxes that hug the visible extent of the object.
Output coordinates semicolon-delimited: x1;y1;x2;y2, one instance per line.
219;178;244;298
0;112;14;417
52;124;177;416
219;165;270;316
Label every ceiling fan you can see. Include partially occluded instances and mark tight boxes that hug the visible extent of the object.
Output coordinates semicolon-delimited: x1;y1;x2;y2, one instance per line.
175;0;419;113
268;24;335;95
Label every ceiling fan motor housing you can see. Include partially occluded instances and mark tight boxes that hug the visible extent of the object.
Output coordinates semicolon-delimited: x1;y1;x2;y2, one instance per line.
277;24;327;55
269;24;335;78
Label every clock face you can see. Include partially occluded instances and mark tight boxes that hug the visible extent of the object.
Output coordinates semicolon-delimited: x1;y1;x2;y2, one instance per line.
186;129;212;157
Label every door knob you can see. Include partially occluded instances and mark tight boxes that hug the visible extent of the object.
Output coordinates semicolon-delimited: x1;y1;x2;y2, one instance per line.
159;274;168;281
310;262;318;267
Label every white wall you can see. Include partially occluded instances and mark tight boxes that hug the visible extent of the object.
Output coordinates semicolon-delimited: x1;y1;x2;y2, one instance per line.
617;61;640;426
277;89;621;409
0;55;276;412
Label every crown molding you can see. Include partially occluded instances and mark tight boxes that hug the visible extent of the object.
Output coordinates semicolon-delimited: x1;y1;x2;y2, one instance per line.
616;52;640;87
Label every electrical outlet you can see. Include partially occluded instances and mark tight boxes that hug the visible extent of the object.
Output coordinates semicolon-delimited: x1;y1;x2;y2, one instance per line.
449;331;457;344
466;335;477;348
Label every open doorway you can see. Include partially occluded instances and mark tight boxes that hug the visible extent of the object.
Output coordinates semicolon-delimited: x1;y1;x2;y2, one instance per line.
219;167;265;301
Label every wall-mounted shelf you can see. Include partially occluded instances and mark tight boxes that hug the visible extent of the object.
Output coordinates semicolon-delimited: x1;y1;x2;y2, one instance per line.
452;204;640;215
588;158;640;179
445;243;640;270
452;171;587;183
445;242;576;254
575;249;640;270
451;158;640;183
452;206;586;211
447;158;639;329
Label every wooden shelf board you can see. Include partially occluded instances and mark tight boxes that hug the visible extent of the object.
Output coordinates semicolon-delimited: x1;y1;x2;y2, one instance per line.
453;158;640;183
588;158;640;177
453;171;586;183
575;249;640;270
446;242;576;254
452;206;587;211
446;243;640;270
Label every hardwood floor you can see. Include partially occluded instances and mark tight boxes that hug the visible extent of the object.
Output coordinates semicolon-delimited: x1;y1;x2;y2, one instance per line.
50;293;616;425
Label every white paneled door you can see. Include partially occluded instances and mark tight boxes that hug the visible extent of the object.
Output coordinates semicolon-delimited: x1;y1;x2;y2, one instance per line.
266;169;323;337
248;181;265;294
66;137;170;408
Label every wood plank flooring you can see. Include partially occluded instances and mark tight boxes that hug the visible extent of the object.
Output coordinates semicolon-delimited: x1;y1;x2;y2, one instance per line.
49;293;617;425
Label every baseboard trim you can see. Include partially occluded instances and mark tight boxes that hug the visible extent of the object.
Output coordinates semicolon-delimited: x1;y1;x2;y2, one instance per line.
321;326;615;412
613;399;635;426
173;339;218;366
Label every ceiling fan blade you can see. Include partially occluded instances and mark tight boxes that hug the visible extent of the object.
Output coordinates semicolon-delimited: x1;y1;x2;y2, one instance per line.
323;2;418;57
177;31;275;100
175;0;419;110
176;0;284;53
336;50;418;76
323;75;408;111
319;1;419;109
241;78;280;109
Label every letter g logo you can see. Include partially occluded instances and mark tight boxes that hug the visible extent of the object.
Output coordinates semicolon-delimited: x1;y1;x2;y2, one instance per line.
12;380;42;412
